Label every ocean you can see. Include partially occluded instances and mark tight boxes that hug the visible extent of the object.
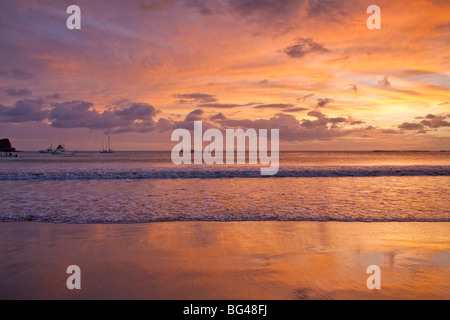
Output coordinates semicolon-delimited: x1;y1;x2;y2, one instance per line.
0;151;449;223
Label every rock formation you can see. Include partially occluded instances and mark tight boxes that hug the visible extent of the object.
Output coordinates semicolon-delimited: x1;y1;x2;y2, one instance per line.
0;139;16;152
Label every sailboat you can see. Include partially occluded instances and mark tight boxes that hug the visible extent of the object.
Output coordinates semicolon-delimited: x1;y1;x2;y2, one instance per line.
100;136;114;153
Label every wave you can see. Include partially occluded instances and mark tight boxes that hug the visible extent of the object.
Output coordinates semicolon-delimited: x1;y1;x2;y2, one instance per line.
1;165;449;180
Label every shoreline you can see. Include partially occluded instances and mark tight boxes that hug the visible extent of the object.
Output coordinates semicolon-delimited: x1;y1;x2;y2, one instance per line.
0;221;449;300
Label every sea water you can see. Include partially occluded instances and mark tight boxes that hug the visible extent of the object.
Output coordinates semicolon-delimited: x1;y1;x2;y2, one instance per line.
0;151;448;223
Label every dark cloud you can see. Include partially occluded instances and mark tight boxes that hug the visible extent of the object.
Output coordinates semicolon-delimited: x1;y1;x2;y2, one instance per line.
355;126;403;135
316;98;334;108
400;114;450;131
200;102;302;110
282;37;329;59
198;103;250;109
282;107;308;113
302;110;351;127
219;113;349;142
173;108;216;131
307;0;347;19
49;101;102;129
45;93;60;100
210;112;226;121
302;110;328;127
184;109;203;121
170;107;361;142
11;68;34;81
0;68;35;81
0;93;367;142
415;114;439;120
3;88;32;97
378;76;391;87
0;99;48;122
382;129;403;134
253;103;295;109
435;22;450;32
173;99;190;104
138;0;179;12
187;0;348;26
347;119;365;125
114;102;158;120
399;122;424;131
227;0;303;17
49;100;159;134
348;84;358;92
328;117;346;124
173;93;217;104
299;94;314;102
420;115;450;128
155;117;175;132
184;0;214;15
307;110;325;118
415;114;436;119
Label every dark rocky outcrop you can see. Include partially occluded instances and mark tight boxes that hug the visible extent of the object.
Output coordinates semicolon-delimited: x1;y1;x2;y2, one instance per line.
0;139;16;152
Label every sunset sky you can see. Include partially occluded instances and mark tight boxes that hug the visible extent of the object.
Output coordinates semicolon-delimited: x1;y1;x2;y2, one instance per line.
0;0;449;151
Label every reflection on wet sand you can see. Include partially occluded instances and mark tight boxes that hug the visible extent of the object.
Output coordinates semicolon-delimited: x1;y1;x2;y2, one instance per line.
0;222;448;299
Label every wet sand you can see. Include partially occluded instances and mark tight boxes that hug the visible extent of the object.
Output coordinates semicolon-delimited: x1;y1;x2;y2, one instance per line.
0;221;449;299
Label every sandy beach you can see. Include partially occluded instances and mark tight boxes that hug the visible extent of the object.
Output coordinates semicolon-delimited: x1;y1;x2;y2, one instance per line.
0;221;448;300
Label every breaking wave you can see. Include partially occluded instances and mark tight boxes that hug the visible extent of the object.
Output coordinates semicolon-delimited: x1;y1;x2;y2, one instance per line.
1;165;449;180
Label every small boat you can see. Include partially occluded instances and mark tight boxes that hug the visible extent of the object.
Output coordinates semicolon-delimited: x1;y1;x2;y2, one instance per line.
0;152;18;158
52;144;76;155
39;144;53;154
100;136;114;153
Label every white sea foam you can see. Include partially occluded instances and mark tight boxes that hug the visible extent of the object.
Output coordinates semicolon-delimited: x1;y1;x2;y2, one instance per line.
0;165;449;180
